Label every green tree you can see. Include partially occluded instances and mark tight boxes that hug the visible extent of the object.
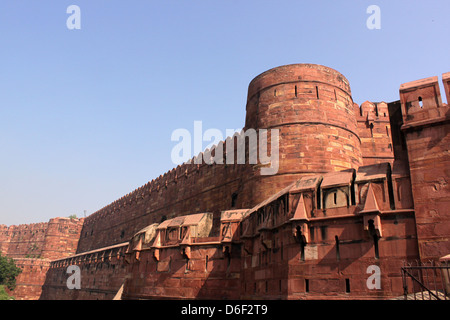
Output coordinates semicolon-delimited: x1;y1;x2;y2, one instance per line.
0;253;22;291
68;214;77;219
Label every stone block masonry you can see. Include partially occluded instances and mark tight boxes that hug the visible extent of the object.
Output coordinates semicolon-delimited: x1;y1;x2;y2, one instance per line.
1;63;449;300
0;218;84;299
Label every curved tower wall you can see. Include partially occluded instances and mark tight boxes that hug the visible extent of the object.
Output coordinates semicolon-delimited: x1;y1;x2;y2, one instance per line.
77;64;363;252
244;64;362;205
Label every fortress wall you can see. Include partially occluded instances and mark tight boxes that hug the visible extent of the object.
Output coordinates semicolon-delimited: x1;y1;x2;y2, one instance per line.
76;64;366;255
239;169;418;300
6;258;50;300
40;218;84;260
243;64;363;213
0;218;83;260
4;64;447;300
122;244;241;300
0;218;84;300
0;222;49;258
76;160;254;253
40;242;128;300
245;64;361;172
400;74;450;261
355;101;395;166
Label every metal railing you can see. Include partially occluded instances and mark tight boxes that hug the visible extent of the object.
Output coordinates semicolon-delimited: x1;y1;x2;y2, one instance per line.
401;260;450;300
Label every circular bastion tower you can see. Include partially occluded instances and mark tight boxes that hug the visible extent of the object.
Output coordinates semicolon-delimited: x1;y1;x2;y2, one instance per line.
244;63;362;205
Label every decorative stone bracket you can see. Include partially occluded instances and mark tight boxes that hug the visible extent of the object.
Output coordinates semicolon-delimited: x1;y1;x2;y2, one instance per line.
153;248;160;261
243;239;253;255
363;214;382;238
260;231;273;251
292;223;309;244
181;246;191;260
359;183;383;238
290;193;310;243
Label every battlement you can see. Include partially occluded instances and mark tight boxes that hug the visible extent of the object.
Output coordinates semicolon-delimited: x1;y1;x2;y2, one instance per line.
0;217;83;259
77;128;262;252
83;127;272;228
353;101;394;166
400;73;449;128
356;101;390;119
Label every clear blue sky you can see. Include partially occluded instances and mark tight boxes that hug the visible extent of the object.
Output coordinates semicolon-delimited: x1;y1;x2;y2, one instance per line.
0;1;448;226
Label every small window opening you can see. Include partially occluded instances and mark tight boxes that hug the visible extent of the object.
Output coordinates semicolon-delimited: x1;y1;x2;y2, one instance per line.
345;279;351;293
335;236;340;261
333;192;337;205
418;96;423;108
224;246;231;271
373;234;379;259
231;193;238;208
274;89;277;97
350;182;356;206
305;279;309;293
295;85;298;97
185;258;190;272
296;226;306;261
317;189;321;210
315;86;319;99
320;226;327;240
300;242;305;261
368;220;380;259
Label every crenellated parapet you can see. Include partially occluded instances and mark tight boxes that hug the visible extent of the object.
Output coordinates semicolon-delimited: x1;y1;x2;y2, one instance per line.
0;218;83;260
400;73;449;129
355;101;394;166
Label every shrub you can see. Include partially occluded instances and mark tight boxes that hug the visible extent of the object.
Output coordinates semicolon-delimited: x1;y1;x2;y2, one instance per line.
0;253;22;291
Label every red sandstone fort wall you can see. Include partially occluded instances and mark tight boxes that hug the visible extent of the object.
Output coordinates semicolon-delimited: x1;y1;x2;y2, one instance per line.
40;243;128;300
0;217;84;299
244;64;363;207
0;222;49;259
400;74;450;261
2;64;449;300
6;258;50;300
0;218;83;260
77;64;368;255
76;160;253;253
356;101;395;166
